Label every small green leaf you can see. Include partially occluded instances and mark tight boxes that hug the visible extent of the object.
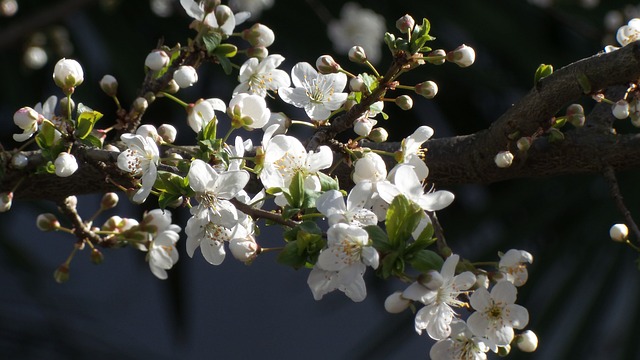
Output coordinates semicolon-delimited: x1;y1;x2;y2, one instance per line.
552;117;567;128
201;116;218;141
534;64;553;85
214;43;238;58
406;222;436;255
410;18;435;54
217;56;233;75
408;249;444;273
288;171;305;208
385;194;424;248
364;225;392;253
317;172;339;191
80;134;103;149
202;32;222;54
74;109;103;139
158;192;182;210
35;120;58;149
548;127;565;142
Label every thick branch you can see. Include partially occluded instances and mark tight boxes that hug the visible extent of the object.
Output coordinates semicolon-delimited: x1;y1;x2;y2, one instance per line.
4;42;640;200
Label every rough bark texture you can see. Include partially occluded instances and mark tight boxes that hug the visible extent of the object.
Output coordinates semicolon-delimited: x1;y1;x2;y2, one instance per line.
4;42;640;201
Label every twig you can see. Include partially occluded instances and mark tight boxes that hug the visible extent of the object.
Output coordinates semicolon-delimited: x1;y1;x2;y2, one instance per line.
427;211;448;257
603;166;640;242
230;198;299;228
57;196;113;247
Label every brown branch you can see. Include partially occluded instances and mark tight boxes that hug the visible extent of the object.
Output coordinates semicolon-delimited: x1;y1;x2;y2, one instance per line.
57;196;109;247
230;198;299;228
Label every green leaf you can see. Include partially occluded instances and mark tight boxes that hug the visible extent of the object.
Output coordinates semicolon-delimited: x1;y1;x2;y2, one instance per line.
214;43;237;58
385;194;424;248
201;116;218;141
278;221;324;269
288;171;305;209
74;109;103;139
410;18;435;54
217;56;233;75
80;134;104;148
534;64;553;85
406;222;436;255
317;171;339;191
202;32;222;54
553;117;567;128
158;192;182;210
364;225;393;253
408;249;443;273
361;73;379;93
35;120;58;149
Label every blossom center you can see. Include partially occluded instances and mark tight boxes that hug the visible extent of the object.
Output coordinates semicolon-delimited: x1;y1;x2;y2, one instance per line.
303;75;335;104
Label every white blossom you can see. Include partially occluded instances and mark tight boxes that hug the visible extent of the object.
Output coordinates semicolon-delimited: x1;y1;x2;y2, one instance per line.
315;184;378;227
234;54;290;97
616;18;640;46
498;249;533;287
144;209;182;280
229;0;274;19
430;319;490;360
278;62;348;120
187;97;226;133
12;107;42;142
378;164;455;213
228;93;271;130
117;133;160;203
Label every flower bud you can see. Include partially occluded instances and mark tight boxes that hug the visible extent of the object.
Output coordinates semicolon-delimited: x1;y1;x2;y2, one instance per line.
610;223;629;242
229;238;259;263
0;192;13;212
54;264;70;283
368;127;388;142
395;95;413;110
54;152;78;177
384;291;411;313
354;118;376;137
516;330;538;352
427;49;447;65
475;273;490;289
446;44;476;68
164;79;180;94
316;55;341;74
99;74;118;97
396;14;415;34
497;345;511;357
415;81;438;99
494;151;514;168
516;137;532;152
173;65;198;88
348;46;367;63
420;270;444;290
215;5;234;31
350;77;365;92
242;23;275;47
133;97;149;113
90;248;104;265
53;58;84;90
145;50;170;71
101;192;119;210
203;0;220;13
14;107;41;128
246;46;269;60
65;195;78;209
136;124;159;143
11;153;29;169
37;213;60;231
158;124;177;143
612;99;630;119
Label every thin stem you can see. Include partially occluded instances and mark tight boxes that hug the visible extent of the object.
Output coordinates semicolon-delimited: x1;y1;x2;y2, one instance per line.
603;166;640;242
427;211;449;258
159;91;190;108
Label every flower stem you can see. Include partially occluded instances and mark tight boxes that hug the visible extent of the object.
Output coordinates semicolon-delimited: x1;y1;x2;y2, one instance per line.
159;91;189;108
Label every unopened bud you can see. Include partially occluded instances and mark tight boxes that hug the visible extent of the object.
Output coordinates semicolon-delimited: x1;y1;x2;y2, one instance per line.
101;192;119;210
246;46;269;60
158;124;177;143
350;77;365;92
11;153;28;169
164;79;180;94
447;44;476;68
37;213;60;231
99;74;118;96
203;0;220;13
133;97;149;113
145;50;170;71
54;264;70;283
494;151;514;168
516;137;532;152
427;49;447;65
395;95;413;110
65;195;78;209
173;65;198;88
396;14;415;34
348;46;367;63
0;192;13;212
475;273;490;289
516;330;538;352
136;124;159;143
415;81;438;99
53;58;84;91
215;5;233;30
384;291;411;313
316;55;341;74
90;248;104;264
612;99;630;119
610;223;629;242
242;23;275;47
497;345;511;357
54;153;78;177
368;127;388;142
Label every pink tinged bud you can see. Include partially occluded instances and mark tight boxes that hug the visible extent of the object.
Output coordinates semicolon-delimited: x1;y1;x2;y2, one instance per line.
517;330;538;352
54;153;78;177
0;192;13;212
101;192;119;210
612;100;630;119
348;46;367;63
14;107;41;128
610;223;629;242
173;66;198;88
395;14;415;34
494;151;514;168
37;213;60;231
53;58;84;89
316;55;341;74
158;124;177;143
368;127;388;142
11;153;28;169
229;238;259;263
54;264;70;283
395;95;413;110
566;103;585;127
415;81;438;99
384;291;411;313
516;137;532;152
349;77;365;92
447;44;475;68
99;74;118;96
354;118;376;137
242;23;275;47
145;50;170;71
90;249;104;264
427;49;447;65
246;46;268;60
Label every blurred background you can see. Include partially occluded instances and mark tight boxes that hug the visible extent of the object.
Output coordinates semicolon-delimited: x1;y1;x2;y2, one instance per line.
1;0;640;359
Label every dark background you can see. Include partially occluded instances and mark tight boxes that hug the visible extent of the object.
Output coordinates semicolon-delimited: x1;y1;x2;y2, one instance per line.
1;0;640;359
